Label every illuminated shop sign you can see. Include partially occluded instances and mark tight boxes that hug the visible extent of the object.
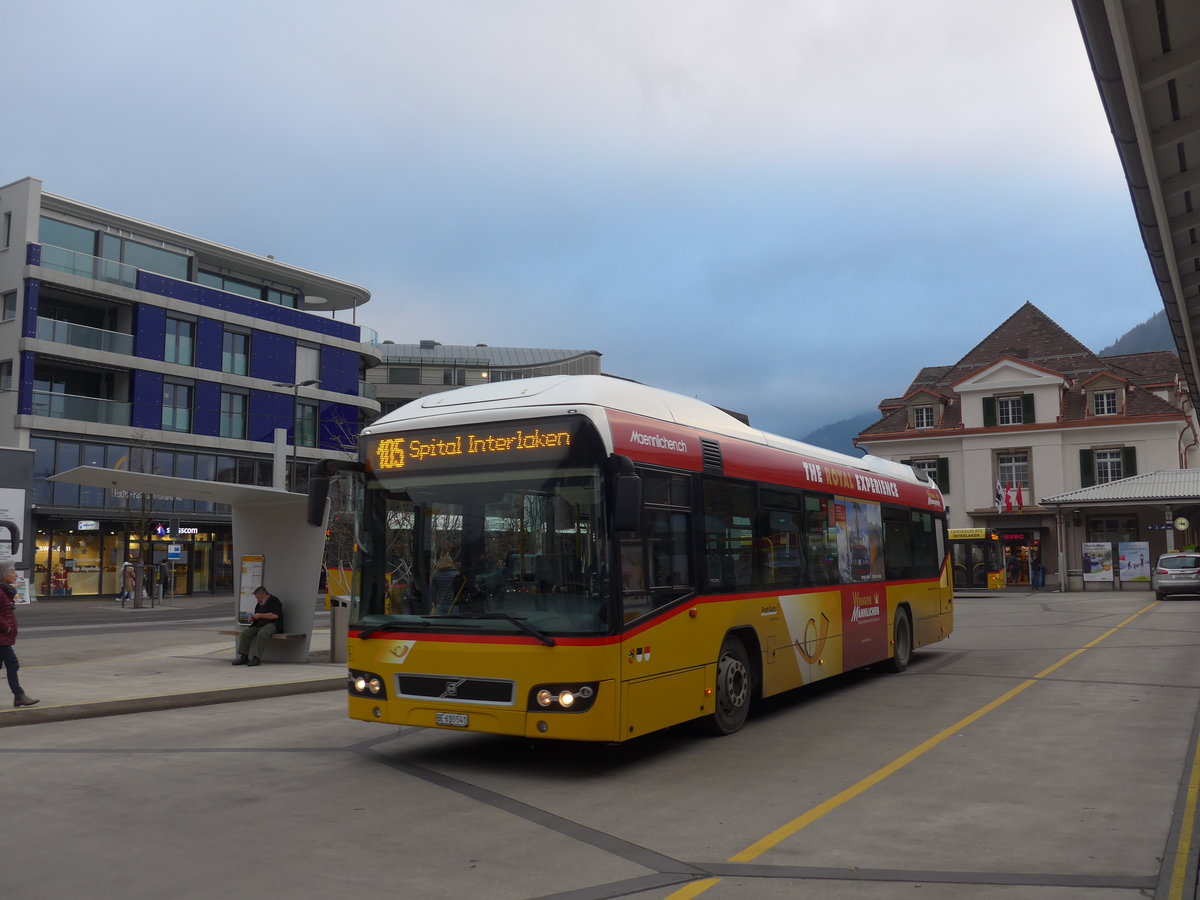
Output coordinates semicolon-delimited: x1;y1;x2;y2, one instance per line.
365;417;584;475
77;520;99;531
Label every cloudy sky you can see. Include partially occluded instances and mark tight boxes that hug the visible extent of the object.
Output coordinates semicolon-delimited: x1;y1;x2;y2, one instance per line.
7;1;1158;439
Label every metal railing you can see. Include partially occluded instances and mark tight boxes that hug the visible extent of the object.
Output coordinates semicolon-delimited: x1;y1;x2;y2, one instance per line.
38;245;138;287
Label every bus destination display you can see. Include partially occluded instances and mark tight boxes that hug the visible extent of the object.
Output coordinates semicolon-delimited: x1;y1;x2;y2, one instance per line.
366;418;582;475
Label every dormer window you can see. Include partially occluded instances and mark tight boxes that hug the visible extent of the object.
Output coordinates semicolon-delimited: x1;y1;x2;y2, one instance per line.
913;405;935;429
1092;389;1117;416
997;395;1023;425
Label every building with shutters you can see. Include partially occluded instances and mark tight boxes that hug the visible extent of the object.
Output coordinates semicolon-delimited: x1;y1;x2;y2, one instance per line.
855;303;1191;588
0;176;380;598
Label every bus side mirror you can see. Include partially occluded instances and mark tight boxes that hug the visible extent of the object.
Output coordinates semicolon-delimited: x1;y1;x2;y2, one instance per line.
307;476;330;527
612;473;642;532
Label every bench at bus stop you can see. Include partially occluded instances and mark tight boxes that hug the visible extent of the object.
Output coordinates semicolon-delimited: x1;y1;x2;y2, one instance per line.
217;629;307;643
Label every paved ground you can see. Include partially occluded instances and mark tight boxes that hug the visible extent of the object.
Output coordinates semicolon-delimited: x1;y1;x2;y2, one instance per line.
0;592;345;726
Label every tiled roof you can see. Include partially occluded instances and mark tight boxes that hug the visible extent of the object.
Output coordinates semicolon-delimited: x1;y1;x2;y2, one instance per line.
1041;470;1200;505
857;302;1184;438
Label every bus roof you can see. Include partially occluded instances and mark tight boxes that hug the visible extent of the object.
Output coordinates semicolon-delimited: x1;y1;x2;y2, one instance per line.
365;374;929;490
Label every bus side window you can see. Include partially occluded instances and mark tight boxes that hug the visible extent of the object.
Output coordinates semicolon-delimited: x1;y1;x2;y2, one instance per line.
620;539;650;622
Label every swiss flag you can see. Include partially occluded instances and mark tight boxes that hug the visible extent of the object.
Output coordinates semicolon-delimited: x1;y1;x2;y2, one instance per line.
1016;483;1024;511
1004;481;1013;513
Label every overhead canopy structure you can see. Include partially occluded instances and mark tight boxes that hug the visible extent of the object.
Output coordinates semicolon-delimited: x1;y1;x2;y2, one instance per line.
49;467;327;663
1073;1;1200;395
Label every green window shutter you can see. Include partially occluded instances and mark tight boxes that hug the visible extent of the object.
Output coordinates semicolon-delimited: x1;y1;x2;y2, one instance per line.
1080;449;1095;488
936;457;950;492
1123;446;1137;478
983;397;996;427
1022;393;1036;424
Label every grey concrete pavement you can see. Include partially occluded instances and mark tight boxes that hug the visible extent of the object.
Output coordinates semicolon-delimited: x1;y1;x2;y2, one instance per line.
0;592;345;727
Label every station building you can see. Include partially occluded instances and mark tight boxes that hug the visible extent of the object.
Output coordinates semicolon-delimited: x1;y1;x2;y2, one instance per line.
855;302;1192;589
0;176;380;598
367;340;602;417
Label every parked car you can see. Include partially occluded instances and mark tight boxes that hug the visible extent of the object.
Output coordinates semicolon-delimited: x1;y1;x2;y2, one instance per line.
1152;552;1200;600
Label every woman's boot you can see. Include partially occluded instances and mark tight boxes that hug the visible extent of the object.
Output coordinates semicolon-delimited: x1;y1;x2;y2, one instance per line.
14;694;39;707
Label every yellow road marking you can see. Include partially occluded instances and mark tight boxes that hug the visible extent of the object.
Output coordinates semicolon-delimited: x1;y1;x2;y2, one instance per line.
1170;736;1200;900
664;601;1157;898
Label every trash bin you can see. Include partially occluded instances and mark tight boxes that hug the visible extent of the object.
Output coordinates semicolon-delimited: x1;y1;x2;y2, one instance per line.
330;596;350;664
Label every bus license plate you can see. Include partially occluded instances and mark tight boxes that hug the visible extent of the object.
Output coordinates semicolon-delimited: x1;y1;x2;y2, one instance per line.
435;712;469;728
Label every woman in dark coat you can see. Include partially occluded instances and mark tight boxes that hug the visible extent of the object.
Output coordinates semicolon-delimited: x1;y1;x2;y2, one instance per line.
0;561;39;707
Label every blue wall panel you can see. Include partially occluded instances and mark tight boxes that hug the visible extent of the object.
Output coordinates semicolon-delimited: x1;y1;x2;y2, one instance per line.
131;370;163;430
136;272;360;341
249;388;292;444
18;351;35;415
22;280;39;339
320;402;360;452
321;346;359;395
135;305;166;360
249;331;295;384
193;381;220;436
195;319;223;371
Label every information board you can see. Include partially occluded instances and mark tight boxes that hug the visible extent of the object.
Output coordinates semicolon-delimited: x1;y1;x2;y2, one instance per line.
237;555;265;623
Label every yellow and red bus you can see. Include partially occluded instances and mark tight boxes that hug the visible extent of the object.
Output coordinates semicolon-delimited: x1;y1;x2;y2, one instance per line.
948;528;1006;590
315;375;952;741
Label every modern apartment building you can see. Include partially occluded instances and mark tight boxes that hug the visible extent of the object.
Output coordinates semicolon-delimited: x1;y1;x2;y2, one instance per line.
0;176;380;598
368;340;602;417
856;302;1191;588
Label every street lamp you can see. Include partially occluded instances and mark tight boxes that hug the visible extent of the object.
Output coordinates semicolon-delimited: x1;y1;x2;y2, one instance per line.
272;379;319;491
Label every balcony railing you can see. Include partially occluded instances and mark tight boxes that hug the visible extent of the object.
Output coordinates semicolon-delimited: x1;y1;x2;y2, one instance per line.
38;244;138;288
31;390;131;426
36;317;134;356
359;380;377;400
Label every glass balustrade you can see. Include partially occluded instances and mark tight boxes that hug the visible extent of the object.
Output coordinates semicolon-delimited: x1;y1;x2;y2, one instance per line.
38;244;138;287
36;317;134;355
31;391;131;426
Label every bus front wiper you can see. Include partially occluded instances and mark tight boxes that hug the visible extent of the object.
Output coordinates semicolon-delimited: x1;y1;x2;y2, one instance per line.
450;613;556;647
356;620;431;640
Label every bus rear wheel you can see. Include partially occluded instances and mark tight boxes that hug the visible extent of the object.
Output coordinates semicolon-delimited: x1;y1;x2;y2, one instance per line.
885;608;913;673
703;635;752;735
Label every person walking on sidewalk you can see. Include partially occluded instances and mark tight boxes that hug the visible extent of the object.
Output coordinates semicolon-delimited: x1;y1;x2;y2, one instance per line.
233;585;284;667
0;561;39;707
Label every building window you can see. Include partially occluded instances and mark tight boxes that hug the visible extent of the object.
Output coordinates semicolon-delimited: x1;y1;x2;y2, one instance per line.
2;290;15;321
1094;448;1123;483
0;359;11;391
913;405;935;429
296;401;318;448
1092;390;1118;416
1086;517;1138;544
997;396;1023;426
910;458;950;492
266;288;297;308
162;381;192;432
220;390;247;439
443;367;466;386
388;366;420;384
997;451;1029;490
222;329;249;376
198;270;262;300
165;317;195;366
3;211;10;248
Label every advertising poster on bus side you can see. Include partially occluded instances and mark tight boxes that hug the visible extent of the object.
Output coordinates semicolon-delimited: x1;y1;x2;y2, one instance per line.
1082;542;1113;582
834;497;883;583
1117;541;1151;582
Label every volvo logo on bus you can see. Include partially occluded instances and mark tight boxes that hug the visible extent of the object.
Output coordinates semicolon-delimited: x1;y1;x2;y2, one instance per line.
441;679;466;698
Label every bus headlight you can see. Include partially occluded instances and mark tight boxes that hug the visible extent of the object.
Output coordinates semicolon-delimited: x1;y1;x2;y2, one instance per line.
528;683;598;713
348;669;388;700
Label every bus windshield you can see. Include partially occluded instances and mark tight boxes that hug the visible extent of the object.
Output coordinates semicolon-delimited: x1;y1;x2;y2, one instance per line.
358;467;612;636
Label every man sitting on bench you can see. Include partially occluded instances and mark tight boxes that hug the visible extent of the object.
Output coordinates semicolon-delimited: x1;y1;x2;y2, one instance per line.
234;585;284;667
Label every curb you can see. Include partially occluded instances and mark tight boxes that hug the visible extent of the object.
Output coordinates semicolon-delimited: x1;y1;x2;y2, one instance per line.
0;677;345;728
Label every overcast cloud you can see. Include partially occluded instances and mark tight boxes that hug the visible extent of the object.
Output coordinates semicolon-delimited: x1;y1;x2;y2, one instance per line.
7;1;1155;438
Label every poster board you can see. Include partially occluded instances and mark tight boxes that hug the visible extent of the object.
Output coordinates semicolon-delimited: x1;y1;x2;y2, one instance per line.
1082;542;1113;582
1118;541;1151;582
14;569;35;605
237;554;265;623
0;487;26;566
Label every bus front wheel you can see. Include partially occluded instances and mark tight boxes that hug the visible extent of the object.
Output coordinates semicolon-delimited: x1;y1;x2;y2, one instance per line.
703;635;752;735
885;608;913;673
